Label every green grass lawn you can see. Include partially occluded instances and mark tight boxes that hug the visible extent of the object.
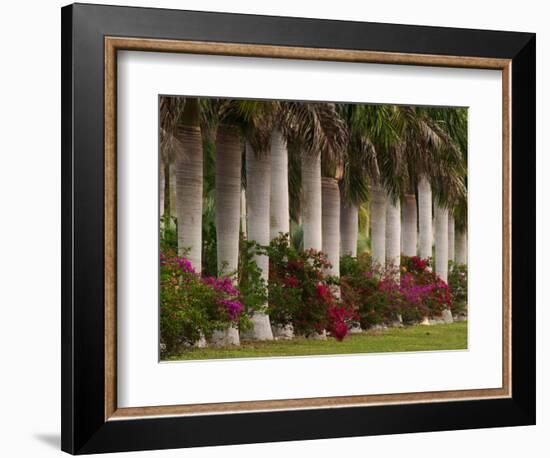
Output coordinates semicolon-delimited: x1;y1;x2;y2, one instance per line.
164;321;467;361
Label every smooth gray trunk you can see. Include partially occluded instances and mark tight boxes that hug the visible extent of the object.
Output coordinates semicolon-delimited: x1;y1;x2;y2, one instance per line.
455;229;467;264
435;205;453;323
448;213;455;262
369;186;387;267
340;200;358;257
213;124;242;346
242;142;273;340
301;153;322;251
402;193;418;257
240;189;247;238
160;160;165;217
174;125;203;272
169;164;177;218
385;196;401;270
418;175;433;260
434;205;449;282
270;129;290;240
322;177;341;277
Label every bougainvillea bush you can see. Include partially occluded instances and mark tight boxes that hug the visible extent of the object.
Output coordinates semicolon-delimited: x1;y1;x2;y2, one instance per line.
340;255;453;327
266;235;357;340
400;256;452;321
340;254;397;327
160;250;245;354
237;239;269;316
448;261;468;316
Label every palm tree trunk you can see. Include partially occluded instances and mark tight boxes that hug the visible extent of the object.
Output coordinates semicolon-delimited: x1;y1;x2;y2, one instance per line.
340;199;358;257
434;205;448;282
270;129;290;240
169;163;177;220
160;159;165;217
301;153;322;250
240;189;247;238
322;177;341;276
402;193;418;257
448;213;455;262
418;175;433;260
435;205;453;323
213;124;242;346
369;185;386;267
174;125;203;272
242;142;274;340
455;229;467;264
385;196;401;271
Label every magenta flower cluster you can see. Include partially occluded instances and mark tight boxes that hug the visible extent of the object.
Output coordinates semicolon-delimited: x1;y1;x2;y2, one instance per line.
219;299;244;321
203;276;244;321
161;252;244;323
203;276;239;296
399;273;434;306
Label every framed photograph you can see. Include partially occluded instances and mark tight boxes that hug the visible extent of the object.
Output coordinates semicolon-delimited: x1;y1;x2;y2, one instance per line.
61;3;535;454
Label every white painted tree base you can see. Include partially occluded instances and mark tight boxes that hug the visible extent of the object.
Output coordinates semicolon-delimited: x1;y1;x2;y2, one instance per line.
241;313;274;340
210;327;240;346
420;317;431;326
307;330;327;340
369;324;388;332
390;314;404;328
441;309;454;323
272;324;294;340
195;333;207;348
348;323;363;334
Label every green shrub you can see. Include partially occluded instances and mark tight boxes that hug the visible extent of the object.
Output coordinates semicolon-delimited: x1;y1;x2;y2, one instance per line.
160;251;244;354
340;257;397;328
448;261;468;316
340;255;454;327
160;215;177;253
237;238;269;330
266;234;356;339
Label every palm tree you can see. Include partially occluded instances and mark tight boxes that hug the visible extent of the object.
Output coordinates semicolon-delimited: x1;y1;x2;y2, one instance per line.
385;192;401;270
428;107;467;275
243;138;274;340
338;111;379;258
448;213;455;262
171;98;204;272
418;175;432;260
159;97;183;224
427;107;468;322
454;196;468;264
321;177;341;275
387;106;466;274
340;200;358;256
434;205;449;282
215;123;242;279
301;152;322;250
402;193;417;256
279;102;347;254
270;128;290;240
392;107;447;263
337;104;398;266
369;185;387;267
205;99;273;344
434;204;454;323
317;105;349;276
455;229;467;264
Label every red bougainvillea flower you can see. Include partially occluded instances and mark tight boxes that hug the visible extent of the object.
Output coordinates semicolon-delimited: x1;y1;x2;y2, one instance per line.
316;282;329;299
283;275;300;288
287;260;304;271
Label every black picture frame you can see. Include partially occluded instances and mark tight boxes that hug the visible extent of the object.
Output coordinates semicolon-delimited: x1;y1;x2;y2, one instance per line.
61;3;535;454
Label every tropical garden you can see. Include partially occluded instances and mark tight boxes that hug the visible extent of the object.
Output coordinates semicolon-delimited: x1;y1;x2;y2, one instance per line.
159;96;468;360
